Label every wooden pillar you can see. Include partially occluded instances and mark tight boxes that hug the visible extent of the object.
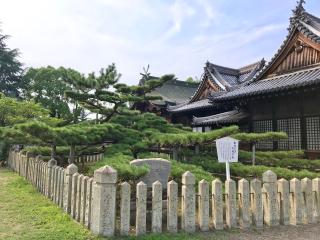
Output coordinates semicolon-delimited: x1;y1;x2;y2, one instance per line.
300;95;307;150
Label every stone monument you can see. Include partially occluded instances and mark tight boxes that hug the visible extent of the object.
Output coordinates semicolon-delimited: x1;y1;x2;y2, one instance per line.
130;158;171;188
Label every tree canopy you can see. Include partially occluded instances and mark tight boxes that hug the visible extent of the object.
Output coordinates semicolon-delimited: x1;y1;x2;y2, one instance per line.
64;63;175;122
0;31;24;97
23;66;86;123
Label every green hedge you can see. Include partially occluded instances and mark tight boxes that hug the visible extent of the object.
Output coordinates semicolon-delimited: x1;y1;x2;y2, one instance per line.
188;154;320;180
87;144;214;183
148;125;239;147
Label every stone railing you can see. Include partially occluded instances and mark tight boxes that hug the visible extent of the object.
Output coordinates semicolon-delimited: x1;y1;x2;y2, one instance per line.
74;153;104;163
6;150;320;237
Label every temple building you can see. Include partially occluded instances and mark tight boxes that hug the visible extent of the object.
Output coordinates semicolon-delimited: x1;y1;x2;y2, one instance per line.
192;1;320;154
134;78;199;120
168;60;265;126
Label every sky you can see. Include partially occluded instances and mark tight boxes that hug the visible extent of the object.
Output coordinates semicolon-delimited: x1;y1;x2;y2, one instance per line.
1;0;320;85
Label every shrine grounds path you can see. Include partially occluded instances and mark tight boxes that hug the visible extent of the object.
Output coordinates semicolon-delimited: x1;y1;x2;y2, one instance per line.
1;168;320;240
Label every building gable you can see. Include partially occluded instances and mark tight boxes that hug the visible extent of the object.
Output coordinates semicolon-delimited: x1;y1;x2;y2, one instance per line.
263;31;320;78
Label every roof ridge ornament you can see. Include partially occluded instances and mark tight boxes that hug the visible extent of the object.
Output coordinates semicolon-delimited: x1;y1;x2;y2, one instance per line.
289;0;309;28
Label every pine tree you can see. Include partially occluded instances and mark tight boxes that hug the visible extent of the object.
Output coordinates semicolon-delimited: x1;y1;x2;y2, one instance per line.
64;63;175;122
0;30;24;97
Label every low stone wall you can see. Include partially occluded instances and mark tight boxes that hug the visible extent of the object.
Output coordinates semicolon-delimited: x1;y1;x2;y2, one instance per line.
74;153;104;163
6;150;320;237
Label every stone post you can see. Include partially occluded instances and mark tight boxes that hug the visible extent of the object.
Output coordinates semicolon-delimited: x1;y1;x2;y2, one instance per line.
312;178;320;222
278;178;290;225
181;171;195;233
63;164;78;214
47;158;57;198
91;166;117;237
136;181;147;236
71;172;79;219
262;170;279;226
301;178;313;224
172;147;178;160
25;152;31;180
120;182;131;236
80;176;89;224
225;179;236;228
75;174;84;222
250;179;263;228
167;180;178;233
85;178;93;229
238;178;250;228
290;178;303;225
198;179;209;231
212;179;223;230
152;181;162;233
59;168;65;208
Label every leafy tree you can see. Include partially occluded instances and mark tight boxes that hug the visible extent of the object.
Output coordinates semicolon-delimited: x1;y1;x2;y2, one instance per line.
0;93;54;127
23;66;87;123
64;63;175;122
0;30;24;97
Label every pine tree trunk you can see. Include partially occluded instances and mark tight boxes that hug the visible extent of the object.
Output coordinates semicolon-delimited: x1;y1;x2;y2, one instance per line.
51;144;56;159
69;145;76;164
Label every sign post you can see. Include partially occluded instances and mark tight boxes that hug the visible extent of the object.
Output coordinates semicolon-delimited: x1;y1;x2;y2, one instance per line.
216;137;239;180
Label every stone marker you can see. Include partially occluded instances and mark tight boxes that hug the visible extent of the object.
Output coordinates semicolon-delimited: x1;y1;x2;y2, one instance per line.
152;181;162;233
63;164;78;214
250;179;263;228
301;178;313;224
225;179;237;228
136;181;147;236
238;178;250;228
198;179;209;231
167;180;178;233
181;171;195;233
120;182;131;236
130;158;171;188
278;178;290;225
212;179;223;230
262;170;279;227
91;166;117;237
290;178;303;225
312;178;320;222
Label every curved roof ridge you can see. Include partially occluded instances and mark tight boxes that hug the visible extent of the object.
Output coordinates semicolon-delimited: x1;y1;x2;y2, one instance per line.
246;3;320;85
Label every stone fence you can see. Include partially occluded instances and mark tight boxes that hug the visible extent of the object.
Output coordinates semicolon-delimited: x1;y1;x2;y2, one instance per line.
6;150;320;237
74;153;104;163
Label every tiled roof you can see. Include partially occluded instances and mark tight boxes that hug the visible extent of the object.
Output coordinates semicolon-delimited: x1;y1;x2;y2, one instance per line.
247;5;320;84
193;110;249;126
148;79;199;106
168;60;264;113
211;65;320;102
167;98;213;113
206;60;265;86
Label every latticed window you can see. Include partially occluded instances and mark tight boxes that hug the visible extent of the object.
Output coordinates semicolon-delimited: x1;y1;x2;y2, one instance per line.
253;120;273;150
306;116;320;150
277;118;301;150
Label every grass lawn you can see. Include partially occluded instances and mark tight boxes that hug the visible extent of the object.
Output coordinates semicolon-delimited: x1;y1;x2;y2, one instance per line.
3;167;316;240
0;168;97;240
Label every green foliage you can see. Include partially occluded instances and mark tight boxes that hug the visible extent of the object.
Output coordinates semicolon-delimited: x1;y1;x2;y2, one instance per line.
0;31;24;97
239;150;304;162
88;144;214;183
187;154;320;180
232;131;288;142
23;66;86;123
64;63;175;122
239;150;320;171
0;93;55;127
148;125;239;147
139;152;214;183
